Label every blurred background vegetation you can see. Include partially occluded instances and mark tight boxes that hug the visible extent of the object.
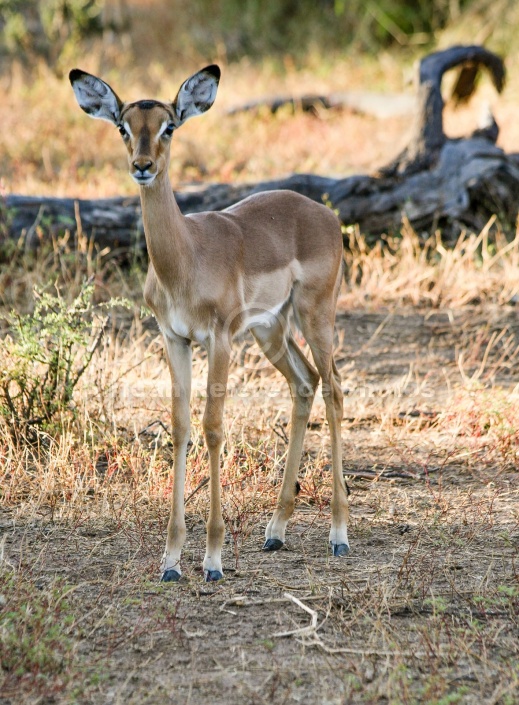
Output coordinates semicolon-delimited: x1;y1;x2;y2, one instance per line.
1;0;519;198
0;0;517;73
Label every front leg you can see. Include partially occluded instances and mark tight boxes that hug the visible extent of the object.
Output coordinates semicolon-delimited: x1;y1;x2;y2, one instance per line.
202;332;231;582
161;335;192;582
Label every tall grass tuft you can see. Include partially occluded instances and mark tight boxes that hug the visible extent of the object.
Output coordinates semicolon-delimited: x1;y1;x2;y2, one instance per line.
343;217;519;308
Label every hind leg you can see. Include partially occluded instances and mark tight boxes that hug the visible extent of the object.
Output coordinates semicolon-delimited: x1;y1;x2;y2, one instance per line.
252;318;320;550
296;295;350;557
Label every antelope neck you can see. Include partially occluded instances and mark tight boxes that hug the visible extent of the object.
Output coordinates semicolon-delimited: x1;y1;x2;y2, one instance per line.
138;172;194;285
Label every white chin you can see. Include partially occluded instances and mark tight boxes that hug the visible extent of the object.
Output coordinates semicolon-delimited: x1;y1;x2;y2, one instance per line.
131;173;156;186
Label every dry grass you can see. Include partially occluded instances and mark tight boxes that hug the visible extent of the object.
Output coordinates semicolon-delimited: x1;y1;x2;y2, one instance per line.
1;10;519;702
1;229;518;704
342;217;519;308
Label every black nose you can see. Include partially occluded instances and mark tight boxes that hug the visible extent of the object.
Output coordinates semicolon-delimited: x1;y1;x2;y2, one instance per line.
133;160;152;173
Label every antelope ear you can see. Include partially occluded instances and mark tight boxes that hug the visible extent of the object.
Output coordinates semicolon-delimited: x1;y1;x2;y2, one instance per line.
69;69;123;124
172;65;220;126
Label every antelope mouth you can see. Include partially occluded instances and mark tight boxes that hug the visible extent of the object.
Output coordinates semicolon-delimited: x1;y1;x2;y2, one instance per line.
131;171;157;186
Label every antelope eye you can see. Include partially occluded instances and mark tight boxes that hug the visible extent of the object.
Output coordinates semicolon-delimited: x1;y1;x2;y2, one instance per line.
163;124;174;137
118;124;128;137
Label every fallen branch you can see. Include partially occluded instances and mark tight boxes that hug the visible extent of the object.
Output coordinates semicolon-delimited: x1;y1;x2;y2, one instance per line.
302;634;426;658
3;46;517;249
343;465;441;481
226;91;415;119
272;592;319;638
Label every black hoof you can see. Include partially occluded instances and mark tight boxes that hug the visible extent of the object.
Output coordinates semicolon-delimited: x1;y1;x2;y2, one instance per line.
204;570;223;582
331;542;350;557
161;568;181;582
263;538;284;552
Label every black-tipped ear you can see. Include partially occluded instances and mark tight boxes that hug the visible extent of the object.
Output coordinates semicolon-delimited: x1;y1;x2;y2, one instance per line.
69;69;123;125
172;65;221;126
202;65;221;82
69;68;86;84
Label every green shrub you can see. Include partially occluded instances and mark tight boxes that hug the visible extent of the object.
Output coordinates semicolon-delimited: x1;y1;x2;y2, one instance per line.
0;0;103;68
0;280;128;442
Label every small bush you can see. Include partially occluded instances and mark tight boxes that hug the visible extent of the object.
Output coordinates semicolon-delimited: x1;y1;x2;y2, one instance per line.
0;280;128;443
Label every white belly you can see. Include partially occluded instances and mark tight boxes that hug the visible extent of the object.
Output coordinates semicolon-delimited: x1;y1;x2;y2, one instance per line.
159;307;209;345
240;300;286;332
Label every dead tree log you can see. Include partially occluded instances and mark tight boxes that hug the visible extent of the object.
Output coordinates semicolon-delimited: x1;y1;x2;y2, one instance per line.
226;91;415;119
3;45;519;251
380;44;506;177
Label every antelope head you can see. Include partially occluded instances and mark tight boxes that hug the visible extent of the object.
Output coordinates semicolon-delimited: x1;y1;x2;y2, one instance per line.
69;65;220;186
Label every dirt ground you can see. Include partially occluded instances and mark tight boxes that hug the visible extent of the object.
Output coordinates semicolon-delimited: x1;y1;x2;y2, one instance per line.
1;306;518;705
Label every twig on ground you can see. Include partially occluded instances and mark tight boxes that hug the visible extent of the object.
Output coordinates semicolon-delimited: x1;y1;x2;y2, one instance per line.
352;312;394;357
185;476;209;505
138;419;171;437
220;594;330;611
303;634;422;658
343;465;442;481
272;592;319;638
272;422;289;444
